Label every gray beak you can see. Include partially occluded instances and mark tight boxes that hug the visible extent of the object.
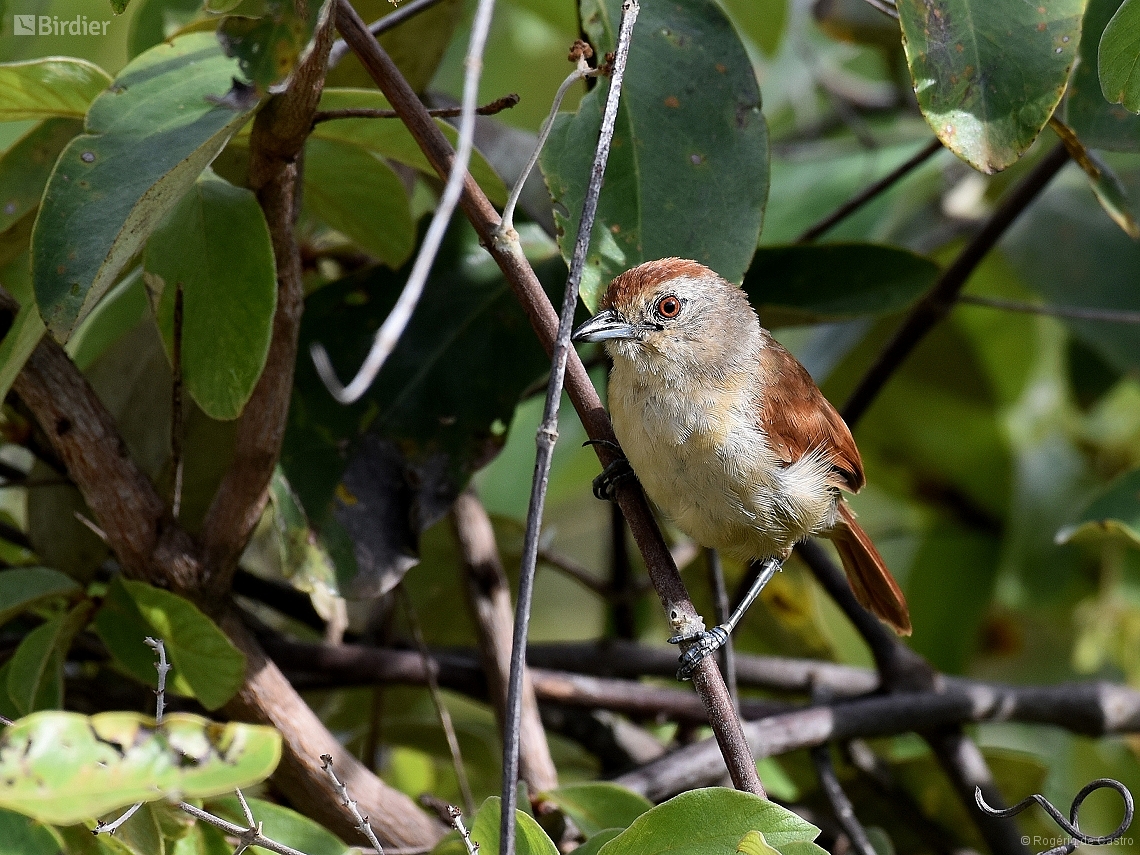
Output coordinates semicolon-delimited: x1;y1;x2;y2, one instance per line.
572;309;643;343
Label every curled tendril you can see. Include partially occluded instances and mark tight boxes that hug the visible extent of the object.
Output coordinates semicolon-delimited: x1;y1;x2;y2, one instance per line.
975;778;1134;855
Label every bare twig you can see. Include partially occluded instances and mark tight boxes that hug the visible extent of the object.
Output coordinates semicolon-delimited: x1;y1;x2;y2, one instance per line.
796;138;942;243
448;805;479;855
397;585;476;815
810;744;876;855
179;801;309;855
860;0;898;20
0;714;12;726
842;142;1070;426
958;294;1140;324
311;0;499;403
706;549;737;711
144;636;170;723
327;0;449;68
312;94;519;125
235;788;257;828
171;283;184;520
321;754;386;853
93;803;143;836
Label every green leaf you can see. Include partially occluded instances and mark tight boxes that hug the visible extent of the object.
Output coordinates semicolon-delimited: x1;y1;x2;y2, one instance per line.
0;567;81;628
1050;118;1140;236
596;789;820;855
1065;0;1140;151
311;88;508;205
1100;0;1140;112
7;603;91;716
540;0;769;309
573;830;624;855
471;797;559;855
743;244;939;326
0;237;46;407
1057;465;1140;548
92;577;245;710
896;0;1084;172
540;783;652;837
142;169;277;420
0;711;281;824
283;221;564;597
736;831;781;855
0;119;83;235
0;59;111;121
302;136;415;267
0;806;63;855
32;33;257;341
216;0;325;91
206;795;351;855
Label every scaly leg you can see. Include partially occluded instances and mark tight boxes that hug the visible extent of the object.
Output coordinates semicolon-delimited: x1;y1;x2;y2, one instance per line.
669;555;784;680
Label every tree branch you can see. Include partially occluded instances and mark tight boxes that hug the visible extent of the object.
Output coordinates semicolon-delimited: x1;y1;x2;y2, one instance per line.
334;0;755;803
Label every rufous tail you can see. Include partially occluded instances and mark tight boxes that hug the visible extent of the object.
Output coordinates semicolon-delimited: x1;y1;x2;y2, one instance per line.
828;503;911;635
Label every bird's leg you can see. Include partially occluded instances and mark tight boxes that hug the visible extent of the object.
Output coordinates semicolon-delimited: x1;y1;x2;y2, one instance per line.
669;555;783;680
584;440;636;501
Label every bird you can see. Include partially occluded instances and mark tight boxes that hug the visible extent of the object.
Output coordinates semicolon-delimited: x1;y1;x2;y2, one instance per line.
571;258;911;678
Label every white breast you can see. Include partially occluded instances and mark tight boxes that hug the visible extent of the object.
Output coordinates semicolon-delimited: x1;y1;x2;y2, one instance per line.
607;360;837;561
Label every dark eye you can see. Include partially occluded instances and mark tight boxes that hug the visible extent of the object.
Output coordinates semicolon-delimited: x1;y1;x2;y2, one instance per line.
656;296;681;318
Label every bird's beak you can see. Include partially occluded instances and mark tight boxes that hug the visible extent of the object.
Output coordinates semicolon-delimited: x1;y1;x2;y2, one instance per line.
572;309;643;343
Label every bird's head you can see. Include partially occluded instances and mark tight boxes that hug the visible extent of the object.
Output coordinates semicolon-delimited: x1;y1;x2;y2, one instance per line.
572;258;760;376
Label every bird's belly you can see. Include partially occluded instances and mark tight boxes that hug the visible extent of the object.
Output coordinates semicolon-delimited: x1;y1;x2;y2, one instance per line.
610;383;834;561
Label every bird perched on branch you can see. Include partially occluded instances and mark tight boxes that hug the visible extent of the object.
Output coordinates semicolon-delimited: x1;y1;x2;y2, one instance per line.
572;258;911;678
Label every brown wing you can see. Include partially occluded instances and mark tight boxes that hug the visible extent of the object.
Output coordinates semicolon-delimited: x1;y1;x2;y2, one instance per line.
756;335;864;492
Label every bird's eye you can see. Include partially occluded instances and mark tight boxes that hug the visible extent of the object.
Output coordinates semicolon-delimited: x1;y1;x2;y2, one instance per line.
656;296;681;318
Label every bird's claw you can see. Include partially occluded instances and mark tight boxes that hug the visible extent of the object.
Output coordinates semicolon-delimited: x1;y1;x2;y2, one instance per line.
591;457;635;501
668;624;730;680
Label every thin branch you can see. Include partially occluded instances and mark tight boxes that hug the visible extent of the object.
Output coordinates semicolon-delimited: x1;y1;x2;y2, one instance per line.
810;744;877;855
842;142;1070;426
860;0;898;20
500;4;653;849
321;754;386;853
327;0;449;69
311;94;520;125
171;283;184;520
706;549;737;711
93;803;143;836
958;294;1140;324
795;138;942;243
235;788;257;828
397;585;476;815
499;50;596;231
311;0;498;403
144;636;169;723
179;801;309;855
448;805;479;855
332;0;761;805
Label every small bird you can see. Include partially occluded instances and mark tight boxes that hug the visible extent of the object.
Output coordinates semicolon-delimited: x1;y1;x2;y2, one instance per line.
572;258;911;678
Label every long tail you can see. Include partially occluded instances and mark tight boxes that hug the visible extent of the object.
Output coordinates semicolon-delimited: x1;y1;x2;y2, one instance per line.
827;503;911;635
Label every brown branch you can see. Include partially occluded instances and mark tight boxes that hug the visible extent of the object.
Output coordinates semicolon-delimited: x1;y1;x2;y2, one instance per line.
841;142;1070;426
199;0;336;596
334;0;756;798
451;490;558;792
312;94;519;124
958;294;1140;324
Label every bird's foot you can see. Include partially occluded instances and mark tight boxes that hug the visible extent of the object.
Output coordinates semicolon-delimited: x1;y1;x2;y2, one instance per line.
591;456;635;501
668;624;730;681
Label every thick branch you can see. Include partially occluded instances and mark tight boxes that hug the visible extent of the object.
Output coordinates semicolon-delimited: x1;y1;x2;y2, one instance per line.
334;0;754;796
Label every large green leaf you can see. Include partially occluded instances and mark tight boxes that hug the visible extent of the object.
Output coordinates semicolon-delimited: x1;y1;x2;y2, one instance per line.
1100;0;1140;112
596;789;820;855
0;567;81;628
896;0;1084;172
282;222;565;598
32;33;257;341
143;168;277;420
310;88;507;205
1057;465;1140;548
743;244;939;327
0;119;82;235
128;0;211;59
540;783;651;837
0;711;280;824
302;136;415;267
1065;0;1140;150
540;0;769;309
92;577;245;710
6;603;91;716
0;59;111;121
217;0;325;92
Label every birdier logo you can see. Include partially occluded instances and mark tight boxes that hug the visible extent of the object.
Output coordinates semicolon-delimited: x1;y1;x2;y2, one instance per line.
12;13;111;35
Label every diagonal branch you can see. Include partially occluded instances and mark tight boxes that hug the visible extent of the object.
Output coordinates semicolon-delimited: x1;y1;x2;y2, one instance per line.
334;0;757;803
